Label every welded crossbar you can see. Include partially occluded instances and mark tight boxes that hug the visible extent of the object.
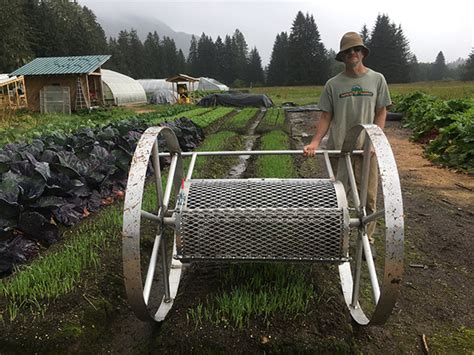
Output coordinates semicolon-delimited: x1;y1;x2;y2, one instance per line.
157;149;363;181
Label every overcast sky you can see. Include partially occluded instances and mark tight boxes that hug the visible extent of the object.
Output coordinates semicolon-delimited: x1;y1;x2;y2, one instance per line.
81;0;473;66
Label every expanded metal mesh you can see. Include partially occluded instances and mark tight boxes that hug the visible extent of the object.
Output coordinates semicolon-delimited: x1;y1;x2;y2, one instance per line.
176;179;347;262
185;179;339;209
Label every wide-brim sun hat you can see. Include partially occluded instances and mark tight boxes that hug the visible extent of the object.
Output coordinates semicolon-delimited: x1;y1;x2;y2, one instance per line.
335;32;370;62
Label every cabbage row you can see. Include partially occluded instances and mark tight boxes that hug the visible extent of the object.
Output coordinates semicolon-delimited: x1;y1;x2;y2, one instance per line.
0;115;204;277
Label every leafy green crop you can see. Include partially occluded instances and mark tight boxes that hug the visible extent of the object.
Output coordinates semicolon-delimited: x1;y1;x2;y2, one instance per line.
224;107;258;130
255;130;295;178
186;263;315;329
0;105;194;148
393;91;474;172
190;107;235;128
257;107;285;132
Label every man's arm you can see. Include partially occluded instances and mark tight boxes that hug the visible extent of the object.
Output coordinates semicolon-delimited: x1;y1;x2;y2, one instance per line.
303;111;333;157
374;106;387;129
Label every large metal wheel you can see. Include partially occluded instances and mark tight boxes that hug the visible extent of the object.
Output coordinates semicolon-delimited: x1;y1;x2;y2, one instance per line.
338;124;404;325
122;126;184;322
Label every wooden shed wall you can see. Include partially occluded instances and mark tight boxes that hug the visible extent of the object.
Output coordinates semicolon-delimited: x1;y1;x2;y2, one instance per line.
24;74;93;112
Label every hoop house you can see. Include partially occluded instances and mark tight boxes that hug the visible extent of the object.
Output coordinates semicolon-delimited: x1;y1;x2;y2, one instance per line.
198;77;229;91
102;69;147;106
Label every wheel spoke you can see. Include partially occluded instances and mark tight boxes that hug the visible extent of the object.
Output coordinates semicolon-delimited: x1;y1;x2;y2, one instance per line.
151;141;164;208
359;137;371;211
162;154;179;215
141;210;161;222
160;234;171;301
143;233;162;304
362;209;385;225
351;230;364;307
361;233;381;303
345;154;361;215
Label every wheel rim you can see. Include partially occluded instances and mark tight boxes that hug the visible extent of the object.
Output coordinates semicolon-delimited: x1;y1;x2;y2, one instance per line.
338;124;404;326
122;126;184;322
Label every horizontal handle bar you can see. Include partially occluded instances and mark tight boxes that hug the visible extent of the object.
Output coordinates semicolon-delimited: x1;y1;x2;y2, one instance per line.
158;150;364;157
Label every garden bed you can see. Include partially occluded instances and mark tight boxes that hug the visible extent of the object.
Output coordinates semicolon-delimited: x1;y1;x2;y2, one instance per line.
1;106;473;353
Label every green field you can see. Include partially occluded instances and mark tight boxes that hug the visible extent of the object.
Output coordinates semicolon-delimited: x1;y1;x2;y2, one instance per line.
250;81;474;105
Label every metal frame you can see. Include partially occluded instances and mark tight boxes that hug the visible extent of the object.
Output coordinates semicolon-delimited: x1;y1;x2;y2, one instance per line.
122;124;403;326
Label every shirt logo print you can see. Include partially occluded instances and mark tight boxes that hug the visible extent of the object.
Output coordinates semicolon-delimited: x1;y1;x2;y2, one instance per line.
339;85;374;98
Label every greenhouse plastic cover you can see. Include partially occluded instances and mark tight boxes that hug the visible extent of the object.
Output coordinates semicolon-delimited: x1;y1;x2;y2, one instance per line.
149;88;177;104
101;69;147;106
138;79;173;93
198;77;229;91
0;74;15;83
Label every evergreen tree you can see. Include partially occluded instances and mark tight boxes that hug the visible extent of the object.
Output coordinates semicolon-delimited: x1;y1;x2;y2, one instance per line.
365;14;411;83
214;36;226;82
461;49;474;81
143;32;161;78
176;49;186;74
416;62;432;82
360;25;370;44
0;1;32;72
28;1;106;57
112;30;132;76
408;54;420;82
221;35;235;85
327;49;344;77
267;32;289;86
288;11;329;85
77;6;107;54
187;35;198;76
231;29;249;85
105;37;123;73
246;47;265;86
161;36;179;77
431;51;446;80
196;33;216;77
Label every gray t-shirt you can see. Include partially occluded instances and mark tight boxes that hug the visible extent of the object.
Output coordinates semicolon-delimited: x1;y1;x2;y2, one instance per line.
318;69;391;149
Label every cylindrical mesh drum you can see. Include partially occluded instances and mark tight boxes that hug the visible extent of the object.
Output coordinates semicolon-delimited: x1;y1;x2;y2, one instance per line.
175;179;349;262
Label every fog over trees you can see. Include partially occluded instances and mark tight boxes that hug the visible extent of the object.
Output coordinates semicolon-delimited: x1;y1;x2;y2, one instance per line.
1;2;472;85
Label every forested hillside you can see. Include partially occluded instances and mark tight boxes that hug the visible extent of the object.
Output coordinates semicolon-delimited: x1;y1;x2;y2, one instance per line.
1;2;473;85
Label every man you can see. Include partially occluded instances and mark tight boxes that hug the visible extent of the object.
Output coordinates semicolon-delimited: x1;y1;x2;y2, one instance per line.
303;31;392;256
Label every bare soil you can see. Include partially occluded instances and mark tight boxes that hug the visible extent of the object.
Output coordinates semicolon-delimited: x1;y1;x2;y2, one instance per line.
1;113;473;354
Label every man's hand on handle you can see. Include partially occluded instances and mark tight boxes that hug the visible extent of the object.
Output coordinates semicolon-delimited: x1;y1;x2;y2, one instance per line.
303;142;319;157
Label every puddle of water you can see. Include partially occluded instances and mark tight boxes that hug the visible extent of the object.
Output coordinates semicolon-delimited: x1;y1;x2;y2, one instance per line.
227;110;264;178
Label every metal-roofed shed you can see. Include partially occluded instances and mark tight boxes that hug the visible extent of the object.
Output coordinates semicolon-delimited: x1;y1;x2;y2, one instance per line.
10;55;111;113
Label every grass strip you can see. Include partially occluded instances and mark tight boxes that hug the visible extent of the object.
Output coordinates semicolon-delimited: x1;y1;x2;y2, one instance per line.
223;107;258;130
257;107;285;132
190;107;235;128
187;264;316;329
190;130;242;179
255;130;296;178
154;107;212;123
